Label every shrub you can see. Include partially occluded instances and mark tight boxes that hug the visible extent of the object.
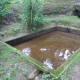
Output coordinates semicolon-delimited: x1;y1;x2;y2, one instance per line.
41;73;50;80
0;0;11;23
22;0;45;30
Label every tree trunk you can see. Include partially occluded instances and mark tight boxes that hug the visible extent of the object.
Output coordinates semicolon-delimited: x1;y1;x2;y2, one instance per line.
29;0;33;29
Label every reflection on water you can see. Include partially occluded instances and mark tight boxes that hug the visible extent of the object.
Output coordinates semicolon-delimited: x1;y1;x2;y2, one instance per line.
40;48;47;52
40;48;50;54
55;49;73;61
15;31;80;70
22;47;31;56
43;58;54;69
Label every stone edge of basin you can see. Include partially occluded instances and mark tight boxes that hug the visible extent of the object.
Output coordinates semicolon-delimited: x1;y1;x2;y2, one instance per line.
5;26;80;46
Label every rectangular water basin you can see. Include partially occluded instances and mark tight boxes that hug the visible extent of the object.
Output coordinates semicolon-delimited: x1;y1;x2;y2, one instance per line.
6;27;80;79
14;31;80;79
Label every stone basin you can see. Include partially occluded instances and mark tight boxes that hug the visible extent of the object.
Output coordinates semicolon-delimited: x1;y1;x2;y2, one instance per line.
6;27;80;79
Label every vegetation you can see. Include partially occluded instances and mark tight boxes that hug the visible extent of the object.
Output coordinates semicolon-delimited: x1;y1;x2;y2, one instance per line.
0;0;11;23
22;0;45;30
47;15;80;29
41;73;51;80
0;42;31;80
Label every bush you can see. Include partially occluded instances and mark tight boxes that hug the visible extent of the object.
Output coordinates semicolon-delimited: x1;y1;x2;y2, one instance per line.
22;0;45;30
0;0;11;23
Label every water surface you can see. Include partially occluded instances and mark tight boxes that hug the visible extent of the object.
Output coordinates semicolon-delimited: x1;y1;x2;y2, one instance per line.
15;31;80;70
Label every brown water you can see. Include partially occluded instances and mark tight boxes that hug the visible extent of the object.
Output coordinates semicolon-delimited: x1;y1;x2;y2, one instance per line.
15;31;80;70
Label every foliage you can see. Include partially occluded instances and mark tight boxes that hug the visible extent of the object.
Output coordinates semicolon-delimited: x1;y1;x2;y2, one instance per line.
0;0;11;23
41;73;50;80
22;0;45;30
4;73;12;80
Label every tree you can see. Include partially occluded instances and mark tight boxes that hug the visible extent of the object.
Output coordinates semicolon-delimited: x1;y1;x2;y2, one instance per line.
22;0;45;30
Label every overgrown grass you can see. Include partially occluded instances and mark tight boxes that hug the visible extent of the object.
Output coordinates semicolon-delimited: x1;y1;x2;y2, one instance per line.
46;15;80;29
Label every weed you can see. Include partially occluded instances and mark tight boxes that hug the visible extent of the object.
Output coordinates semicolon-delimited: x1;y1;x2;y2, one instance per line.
11;66;17;76
4;73;12;80
41;73;50;80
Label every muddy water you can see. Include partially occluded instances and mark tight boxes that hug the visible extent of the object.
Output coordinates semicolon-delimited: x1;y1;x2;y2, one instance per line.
15;31;80;70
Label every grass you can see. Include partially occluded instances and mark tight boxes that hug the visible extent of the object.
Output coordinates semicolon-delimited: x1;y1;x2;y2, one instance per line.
0;42;32;80
0;23;25;38
51;16;80;23
46;15;80;29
